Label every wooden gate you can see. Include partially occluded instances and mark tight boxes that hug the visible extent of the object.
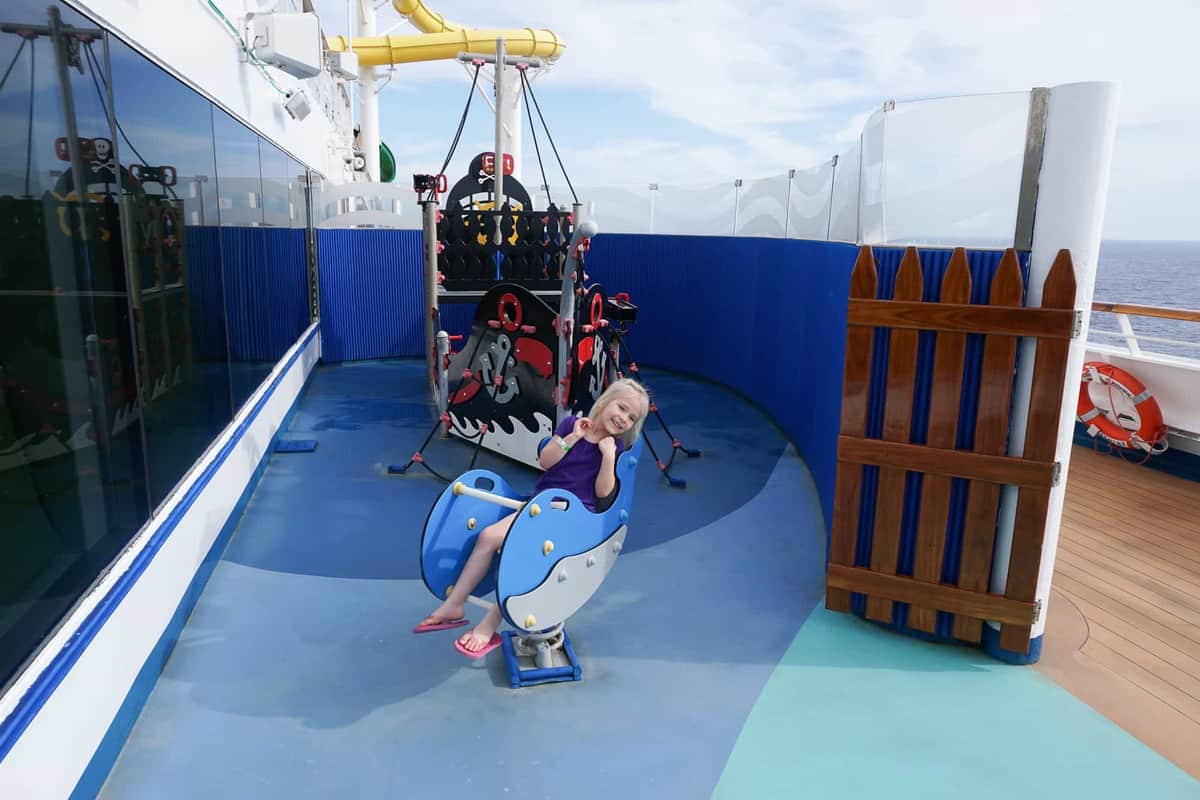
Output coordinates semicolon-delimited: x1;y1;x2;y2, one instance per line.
825;245;1077;655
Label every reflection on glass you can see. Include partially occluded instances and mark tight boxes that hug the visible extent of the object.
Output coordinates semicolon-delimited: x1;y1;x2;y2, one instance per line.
653;182;738;237
212;108;272;411
828;144;861;243
882;93;1030;247
108;34;232;508
735;174;790;238
289;156;316;325
0;0;149;689
787;161;835;241
260;141;306;353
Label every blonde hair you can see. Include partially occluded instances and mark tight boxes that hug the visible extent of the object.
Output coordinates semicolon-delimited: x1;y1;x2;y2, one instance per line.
588;378;650;447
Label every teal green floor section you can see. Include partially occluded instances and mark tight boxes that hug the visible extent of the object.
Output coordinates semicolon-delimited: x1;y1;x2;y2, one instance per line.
715;608;1199;800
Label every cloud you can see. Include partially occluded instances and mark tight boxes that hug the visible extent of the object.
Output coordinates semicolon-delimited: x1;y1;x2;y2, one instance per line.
323;0;1200;236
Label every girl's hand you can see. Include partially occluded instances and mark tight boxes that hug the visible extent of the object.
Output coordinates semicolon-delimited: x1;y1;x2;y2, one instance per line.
573;417;592;438
598;436;616;458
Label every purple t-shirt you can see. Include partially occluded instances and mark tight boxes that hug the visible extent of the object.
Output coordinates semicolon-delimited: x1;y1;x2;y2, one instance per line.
534;416;625;511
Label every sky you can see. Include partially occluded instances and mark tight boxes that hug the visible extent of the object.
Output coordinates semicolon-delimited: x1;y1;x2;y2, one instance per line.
311;0;1199;240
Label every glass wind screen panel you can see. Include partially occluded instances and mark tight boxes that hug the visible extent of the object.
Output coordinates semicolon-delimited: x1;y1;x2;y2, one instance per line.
882;92;1031;247
568;185;650;234
260;139;289;229
787;161;835;241
263;143;308;351
108;32;233;509
212;108;272;411
652;182;738;236
290;157;315;323
828;143;860;243
288;156;307;229
0;0;150;690
735;174;790;238
858;109;886;244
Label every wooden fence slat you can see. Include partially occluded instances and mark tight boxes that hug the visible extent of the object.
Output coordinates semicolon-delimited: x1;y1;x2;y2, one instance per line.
910;250;971;632
866;247;924;623
837;438;1056;488
1000;250;1077;652
827;565;1037;626
953;248;1024;643
827;247;878;613
848;300;1074;338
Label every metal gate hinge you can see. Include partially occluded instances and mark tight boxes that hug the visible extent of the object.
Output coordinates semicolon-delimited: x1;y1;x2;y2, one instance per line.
1051;461;1063;487
1072;309;1083;339
1033;598;1043;623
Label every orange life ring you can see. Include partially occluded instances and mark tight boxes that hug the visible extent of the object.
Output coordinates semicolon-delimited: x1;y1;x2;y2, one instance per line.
1076;361;1165;452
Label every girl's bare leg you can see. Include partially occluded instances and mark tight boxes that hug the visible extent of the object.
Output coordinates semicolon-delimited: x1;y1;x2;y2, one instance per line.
417;511;516;627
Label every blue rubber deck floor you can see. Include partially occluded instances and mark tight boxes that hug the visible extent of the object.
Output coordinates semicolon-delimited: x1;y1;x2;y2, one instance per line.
98;361;1199;799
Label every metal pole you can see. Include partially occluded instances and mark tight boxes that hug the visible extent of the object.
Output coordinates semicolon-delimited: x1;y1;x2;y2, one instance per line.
493;36;506;246
50;9;91;245
648;183;657;233
436;330;450;414
783;170;794;238
50;6;114;541
557;220;598;422
826;154;838;241
1013;88;1050;251
732;178;743;235
358;0;380;181
101;25;155;517
880;99;893;244
422;200;440;404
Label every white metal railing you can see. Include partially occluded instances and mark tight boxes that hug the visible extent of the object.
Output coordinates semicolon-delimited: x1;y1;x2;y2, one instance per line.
1087;302;1200;365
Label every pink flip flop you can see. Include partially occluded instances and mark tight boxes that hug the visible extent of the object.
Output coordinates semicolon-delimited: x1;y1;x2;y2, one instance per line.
412;616;470;634
454;632;502;659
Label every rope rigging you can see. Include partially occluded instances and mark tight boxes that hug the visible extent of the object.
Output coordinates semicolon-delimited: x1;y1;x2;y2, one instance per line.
518;67;552;208
519;68;577;205
426;61;482;203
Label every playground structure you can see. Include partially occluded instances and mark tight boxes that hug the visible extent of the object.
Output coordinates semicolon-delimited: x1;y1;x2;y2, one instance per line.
327;0;565;183
374;32;697;685
389;41;698;485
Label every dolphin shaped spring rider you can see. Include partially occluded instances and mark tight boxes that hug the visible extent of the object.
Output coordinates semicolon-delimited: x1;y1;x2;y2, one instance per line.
419;437;643;687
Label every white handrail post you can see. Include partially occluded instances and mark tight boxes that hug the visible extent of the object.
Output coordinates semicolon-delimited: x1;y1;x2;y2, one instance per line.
1116;313;1142;356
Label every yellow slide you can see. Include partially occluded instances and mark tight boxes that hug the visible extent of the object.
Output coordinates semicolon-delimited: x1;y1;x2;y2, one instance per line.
327;0;564;67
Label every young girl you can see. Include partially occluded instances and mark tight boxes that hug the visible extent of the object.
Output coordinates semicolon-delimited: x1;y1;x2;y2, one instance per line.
415;379;651;657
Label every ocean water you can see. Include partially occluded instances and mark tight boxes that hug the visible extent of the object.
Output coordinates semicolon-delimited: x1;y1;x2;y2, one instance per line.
1091;240;1200;359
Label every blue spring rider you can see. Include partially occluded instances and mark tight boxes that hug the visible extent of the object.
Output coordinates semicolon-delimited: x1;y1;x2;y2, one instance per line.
420;438;643;688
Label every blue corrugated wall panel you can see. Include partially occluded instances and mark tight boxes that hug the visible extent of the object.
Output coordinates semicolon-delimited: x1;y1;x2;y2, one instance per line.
220;227;310;363
316;229;422;362
585;234;859;535
316;229;476;362
185;226;226;363
266;228;311;359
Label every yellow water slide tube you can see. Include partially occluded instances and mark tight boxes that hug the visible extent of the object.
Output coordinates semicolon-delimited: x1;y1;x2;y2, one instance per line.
326;0;564;67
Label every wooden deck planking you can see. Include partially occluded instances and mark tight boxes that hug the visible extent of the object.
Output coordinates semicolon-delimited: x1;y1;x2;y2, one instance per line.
1039;445;1200;780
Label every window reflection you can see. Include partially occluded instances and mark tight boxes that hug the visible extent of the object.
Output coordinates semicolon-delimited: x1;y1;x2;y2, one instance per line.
261;141;308;353
0;0;316;694
0;1;148;690
212;109;273;410
108;35;232;508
